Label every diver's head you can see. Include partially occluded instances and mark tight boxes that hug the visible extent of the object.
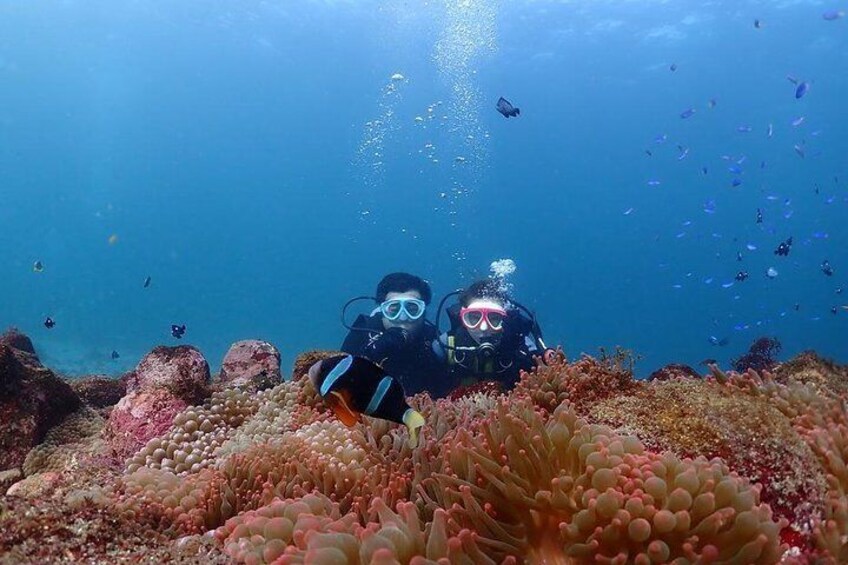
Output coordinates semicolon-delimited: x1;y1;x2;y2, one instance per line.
459;280;510;346
376;272;432;336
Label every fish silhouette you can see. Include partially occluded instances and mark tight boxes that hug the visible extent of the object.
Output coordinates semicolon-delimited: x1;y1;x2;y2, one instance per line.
496;97;520;118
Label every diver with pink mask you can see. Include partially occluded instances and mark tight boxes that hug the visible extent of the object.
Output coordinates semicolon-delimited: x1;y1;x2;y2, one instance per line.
433;279;554;390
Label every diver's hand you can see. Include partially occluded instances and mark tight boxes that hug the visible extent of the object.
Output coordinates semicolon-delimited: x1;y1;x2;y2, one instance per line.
364;327;410;360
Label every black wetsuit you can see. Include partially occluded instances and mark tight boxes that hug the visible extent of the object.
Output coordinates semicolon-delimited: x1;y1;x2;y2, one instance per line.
433;308;544;390
341;313;451;398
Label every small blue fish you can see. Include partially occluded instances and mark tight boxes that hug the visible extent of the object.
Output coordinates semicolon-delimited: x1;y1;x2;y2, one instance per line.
680;108;696;119
701;166;708;175
737;125;753;133
623;207;635;216
823;10;844;21
647;179;661;186
732;178;742;187
728;164;743;175
670;63;678;72
794;144;805;158
708;98;717;108
795;82;809;99
754;19;763;29
791;116;805;127
746;243;757;251
767;123;774;138
677;145;689;160
654;133;668;144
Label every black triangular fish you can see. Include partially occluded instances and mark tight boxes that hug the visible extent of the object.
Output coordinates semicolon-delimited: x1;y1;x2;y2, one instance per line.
496;97;520;118
308;354;425;447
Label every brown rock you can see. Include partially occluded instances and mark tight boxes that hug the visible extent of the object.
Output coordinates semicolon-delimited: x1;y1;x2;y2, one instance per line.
70;375;127;408
290;350;341;382
217;340;282;391
0;335;81;472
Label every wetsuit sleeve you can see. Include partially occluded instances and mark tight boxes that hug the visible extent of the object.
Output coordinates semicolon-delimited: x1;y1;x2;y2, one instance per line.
340;314;372;355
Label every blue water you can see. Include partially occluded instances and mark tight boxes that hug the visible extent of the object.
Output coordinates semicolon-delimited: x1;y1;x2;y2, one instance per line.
1;1;845;378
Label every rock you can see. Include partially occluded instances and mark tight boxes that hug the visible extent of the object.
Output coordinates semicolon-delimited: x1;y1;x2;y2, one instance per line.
103;346;211;463
217;340;282;391
290;350;340;383
0;468;22;493
0;332;81;472
0;327;36;355
647;363;701;382
5;471;62;499
70;375;127;408
125;346;210;404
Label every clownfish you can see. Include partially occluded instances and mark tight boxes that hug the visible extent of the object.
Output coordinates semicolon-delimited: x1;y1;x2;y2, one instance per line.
308;354;425;448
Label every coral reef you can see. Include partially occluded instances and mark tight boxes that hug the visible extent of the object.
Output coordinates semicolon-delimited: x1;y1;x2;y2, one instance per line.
70;375;127;409
102;346;212;462
647;363;702;381
217;340;283;392
733;336;783;373
2;331;848;563
0;329;80;471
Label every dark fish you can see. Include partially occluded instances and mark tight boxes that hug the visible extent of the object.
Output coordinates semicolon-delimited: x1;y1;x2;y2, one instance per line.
795;82;810;99
735;271;749;282
143;276;152;288
774;237;793;257
821;260;834;276
756;208;763;223
495;97;520;118
838;288;844;295
754;19;763;28
708;98;717;108
794;303;800;311
44;317;55;329
832;306;838;315
732;178;742;187
823;10;844;21
33;260;44;273
702;166;708;175
680;108;696;119
308;354;425;447
111;350;120;360
171;324;186;339
645;149;652;157
670;63;678;72
794;144;805;158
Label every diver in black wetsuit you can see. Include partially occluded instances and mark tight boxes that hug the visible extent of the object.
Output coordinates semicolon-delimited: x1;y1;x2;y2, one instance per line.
432;279;555;391
340;272;449;398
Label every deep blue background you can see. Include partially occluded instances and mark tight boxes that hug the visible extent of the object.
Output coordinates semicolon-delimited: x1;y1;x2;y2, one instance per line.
1;1;845;377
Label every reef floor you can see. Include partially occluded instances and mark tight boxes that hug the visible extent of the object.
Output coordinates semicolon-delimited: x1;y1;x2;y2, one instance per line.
1;328;847;564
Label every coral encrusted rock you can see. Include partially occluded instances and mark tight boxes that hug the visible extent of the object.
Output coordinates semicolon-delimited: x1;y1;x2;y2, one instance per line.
103;346;211;462
0;330;80;472
217;340;282;392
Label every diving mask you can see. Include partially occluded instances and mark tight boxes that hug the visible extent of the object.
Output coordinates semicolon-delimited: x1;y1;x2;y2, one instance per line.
460;305;507;331
380;297;426;321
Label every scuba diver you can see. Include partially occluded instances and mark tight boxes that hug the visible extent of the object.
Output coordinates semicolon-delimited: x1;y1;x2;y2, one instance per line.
340;272;450;397
433;279;554;390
